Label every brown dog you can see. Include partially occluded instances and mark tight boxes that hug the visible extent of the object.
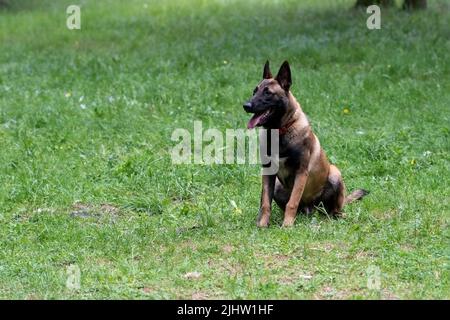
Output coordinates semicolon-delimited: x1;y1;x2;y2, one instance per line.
243;61;368;227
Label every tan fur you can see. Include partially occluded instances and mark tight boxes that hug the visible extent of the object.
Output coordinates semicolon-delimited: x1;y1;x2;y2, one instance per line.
277;95;340;226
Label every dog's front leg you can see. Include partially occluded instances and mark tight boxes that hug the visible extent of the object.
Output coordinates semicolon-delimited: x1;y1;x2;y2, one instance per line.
257;174;276;227
282;171;308;227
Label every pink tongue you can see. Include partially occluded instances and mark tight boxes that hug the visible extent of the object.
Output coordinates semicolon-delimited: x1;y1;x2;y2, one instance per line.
247;113;265;129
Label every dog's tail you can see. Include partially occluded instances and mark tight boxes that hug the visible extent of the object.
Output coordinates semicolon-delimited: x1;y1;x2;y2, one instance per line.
345;189;369;204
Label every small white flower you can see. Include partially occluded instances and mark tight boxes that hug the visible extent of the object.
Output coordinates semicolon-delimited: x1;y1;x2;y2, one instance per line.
80;104;87;109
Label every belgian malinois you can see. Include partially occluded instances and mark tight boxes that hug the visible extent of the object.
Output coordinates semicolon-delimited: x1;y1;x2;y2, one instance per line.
243;61;368;227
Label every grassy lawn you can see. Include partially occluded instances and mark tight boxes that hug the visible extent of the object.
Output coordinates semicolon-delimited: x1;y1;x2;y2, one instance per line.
0;0;449;299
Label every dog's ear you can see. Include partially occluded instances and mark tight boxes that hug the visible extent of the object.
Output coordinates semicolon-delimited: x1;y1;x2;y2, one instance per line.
263;60;272;79
275;61;292;91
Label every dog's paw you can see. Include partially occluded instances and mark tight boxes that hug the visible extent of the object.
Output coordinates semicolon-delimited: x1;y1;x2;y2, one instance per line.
257;215;270;228
256;208;270;228
332;211;346;219
257;220;269;228
281;218;295;228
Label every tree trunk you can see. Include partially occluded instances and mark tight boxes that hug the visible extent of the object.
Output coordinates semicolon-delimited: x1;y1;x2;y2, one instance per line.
403;0;427;10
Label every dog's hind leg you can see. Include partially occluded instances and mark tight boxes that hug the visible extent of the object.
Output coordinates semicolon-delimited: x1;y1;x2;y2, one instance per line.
273;178;289;211
320;165;345;217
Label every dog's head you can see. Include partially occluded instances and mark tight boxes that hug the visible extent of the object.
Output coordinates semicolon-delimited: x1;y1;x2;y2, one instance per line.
243;60;292;129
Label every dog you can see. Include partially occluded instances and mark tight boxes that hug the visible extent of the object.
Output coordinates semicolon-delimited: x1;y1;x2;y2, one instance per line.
243;61;368;227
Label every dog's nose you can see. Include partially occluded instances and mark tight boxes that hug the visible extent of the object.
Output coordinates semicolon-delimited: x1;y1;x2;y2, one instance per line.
243;102;253;112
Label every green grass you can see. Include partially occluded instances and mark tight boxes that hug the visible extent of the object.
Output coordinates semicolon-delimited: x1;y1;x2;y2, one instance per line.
0;0;449;299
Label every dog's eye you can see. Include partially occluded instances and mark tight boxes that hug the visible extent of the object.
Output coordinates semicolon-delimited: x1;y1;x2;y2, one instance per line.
263;87;271;95
253;87;258;95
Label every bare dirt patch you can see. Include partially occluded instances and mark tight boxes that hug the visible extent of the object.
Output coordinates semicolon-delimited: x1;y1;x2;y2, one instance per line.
192;291;209;300
70;202;120;218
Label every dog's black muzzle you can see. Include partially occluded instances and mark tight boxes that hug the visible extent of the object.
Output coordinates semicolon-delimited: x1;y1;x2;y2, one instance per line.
243;102;253;113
